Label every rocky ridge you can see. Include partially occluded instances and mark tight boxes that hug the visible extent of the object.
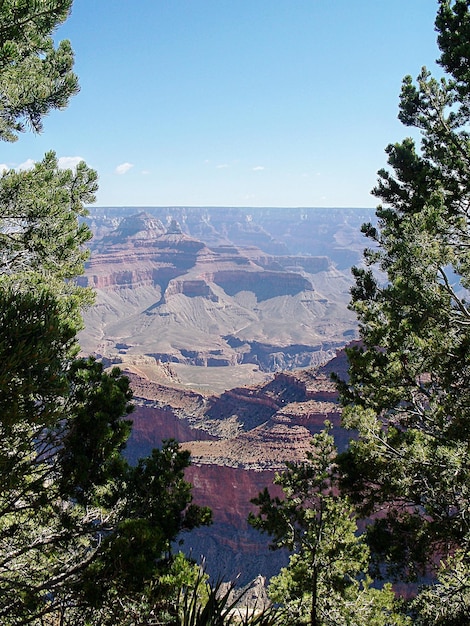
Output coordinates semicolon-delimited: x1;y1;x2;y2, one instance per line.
122;349;351;583
79;209;359;376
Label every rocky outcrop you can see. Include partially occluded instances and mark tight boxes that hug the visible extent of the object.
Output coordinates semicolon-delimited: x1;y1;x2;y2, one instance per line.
123;350;349;582
79;210;358;370
109;213;167;240
164;278;219;300
212;269;313;301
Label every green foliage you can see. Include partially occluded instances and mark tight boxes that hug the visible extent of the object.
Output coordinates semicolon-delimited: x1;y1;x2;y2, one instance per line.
125;441;213;546
0;150;97;287
335;0;470;618
0;2;213;623
77;554;283;626
249;427;406;625
0;0;78;141
0;356;135;624
411;550;470;625
0;318;212;623
57;357;134;505
174;566;283;626
0;285;76;431
78;440;212;609
0;321;212;623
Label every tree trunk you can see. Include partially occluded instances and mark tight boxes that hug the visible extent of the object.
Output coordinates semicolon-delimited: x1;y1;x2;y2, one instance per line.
311;564;318;626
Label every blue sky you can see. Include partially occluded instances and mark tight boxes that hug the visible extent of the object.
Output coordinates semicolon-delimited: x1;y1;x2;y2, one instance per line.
3;0;440;207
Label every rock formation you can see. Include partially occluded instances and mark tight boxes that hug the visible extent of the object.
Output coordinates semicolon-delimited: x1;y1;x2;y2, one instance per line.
79;209;360;377
77;207;370;582
122;348;351;583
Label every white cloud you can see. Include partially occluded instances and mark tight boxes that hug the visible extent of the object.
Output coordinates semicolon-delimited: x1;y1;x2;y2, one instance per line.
58;156;84;170
18;158;35;171
9;156;85;173
115;162;134;175
141;170;150;175
216;163;229;169
252;165;265;171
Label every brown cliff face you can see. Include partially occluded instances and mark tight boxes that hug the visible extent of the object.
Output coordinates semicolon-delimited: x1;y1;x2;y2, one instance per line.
185;465;280;528
81;214;312;298
80;225;206;291
124;349;350;582
212;269;313;301
183;464;289;583
125;405;216;465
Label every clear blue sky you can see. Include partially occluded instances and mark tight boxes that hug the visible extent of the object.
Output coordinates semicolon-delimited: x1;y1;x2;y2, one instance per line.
4;0;440;208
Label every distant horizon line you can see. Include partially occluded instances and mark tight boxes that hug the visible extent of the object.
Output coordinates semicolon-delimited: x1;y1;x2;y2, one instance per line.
89;205;376;210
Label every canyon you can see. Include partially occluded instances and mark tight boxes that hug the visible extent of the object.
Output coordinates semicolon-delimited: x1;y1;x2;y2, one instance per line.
122;349;351;583
79;206;371;582
79;207;371;384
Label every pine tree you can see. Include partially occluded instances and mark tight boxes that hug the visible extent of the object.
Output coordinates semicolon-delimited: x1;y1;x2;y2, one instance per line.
336;0;470;617
0;0;78;142
249;427;407;626
0;3;212;623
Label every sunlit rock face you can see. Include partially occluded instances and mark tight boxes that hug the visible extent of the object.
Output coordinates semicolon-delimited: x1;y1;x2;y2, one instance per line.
79;207;366;371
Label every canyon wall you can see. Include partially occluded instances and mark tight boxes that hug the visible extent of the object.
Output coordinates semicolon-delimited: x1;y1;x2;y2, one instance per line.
78;207;365;582
79;209;359;373
123;349;351;583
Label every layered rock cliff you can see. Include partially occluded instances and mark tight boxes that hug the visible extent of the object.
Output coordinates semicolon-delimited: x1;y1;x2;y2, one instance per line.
86;206;373;268
123;349;351;583
79;210;358;375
